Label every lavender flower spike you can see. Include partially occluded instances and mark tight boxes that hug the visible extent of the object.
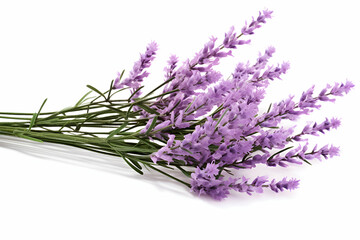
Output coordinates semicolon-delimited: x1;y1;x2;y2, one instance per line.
270;178;300;193
164;55;178;79
242;9;273;35
114;41;158;97
190;162;231;200
291;117;341;141
191;162;301;200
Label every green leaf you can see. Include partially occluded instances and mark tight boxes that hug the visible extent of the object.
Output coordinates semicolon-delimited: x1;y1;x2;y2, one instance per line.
302;158;312;165
86;85;107;100
176;166;192;177
28;113;37;131
251;145;262;152
98;104;123;114
144;116;158;135
167;100;181;113
156;163;174;170
211;104;224;117
268;146;294;161
110;87;129;98
223;169;234;176
136;103;159;115
125;155;143;170
60;106;73;112
147;165;191;188
75;91;92;107
18;134;43;143
118;125;138;133
246;132;258;137
128;86;144;101
215;109;228;129
186;103;205;116
185;97;196;113
298;155;312;165
13;130;43;143
140;89;179;102
119;70;125;81
107;80;114;100
37;98;48;116
132;138;157;149
129;159;142;170
28;98;48;131
125;104;133;120
109;145;156;154
123;158;143;175
107;122;128;140
241;153;250;162
109;144;143;175
180;147;193;154
143;76;175;98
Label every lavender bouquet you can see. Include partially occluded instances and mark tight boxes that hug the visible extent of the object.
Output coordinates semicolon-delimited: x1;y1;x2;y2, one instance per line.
0;9;354;200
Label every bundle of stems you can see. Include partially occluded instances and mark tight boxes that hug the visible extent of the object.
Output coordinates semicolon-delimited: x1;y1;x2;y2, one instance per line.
0;81;192;187
0;9;354;200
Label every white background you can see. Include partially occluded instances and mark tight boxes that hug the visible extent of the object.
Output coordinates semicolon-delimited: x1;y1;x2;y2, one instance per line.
1;0;359;239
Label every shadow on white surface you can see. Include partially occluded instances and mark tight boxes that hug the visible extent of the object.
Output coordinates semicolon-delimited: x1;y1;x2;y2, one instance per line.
0;135;191;198
0;135;307;205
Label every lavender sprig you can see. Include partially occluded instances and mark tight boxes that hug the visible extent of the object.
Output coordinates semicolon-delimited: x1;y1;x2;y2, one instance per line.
114;41;158;99
0;9;354;201
190;162;299;200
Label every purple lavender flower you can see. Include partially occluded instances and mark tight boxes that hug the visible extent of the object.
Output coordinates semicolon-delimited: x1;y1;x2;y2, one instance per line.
114;41;158;98
237;153;270;169
151;45;295;169
153;10;274;126
223;26;251;49
330;80;355;96
255;127;294;150
291;118;341;141
267;143;340;167
257;96;302;128
256;81;354;129
298;86;321;110
114;9;352;200
191;161;300;200
269;178;300;193
190;162;231;200
317;145;340;159
241;9;273;35
180;46;281;124
252;62;290;86
250;176;269;193
164;55;178;79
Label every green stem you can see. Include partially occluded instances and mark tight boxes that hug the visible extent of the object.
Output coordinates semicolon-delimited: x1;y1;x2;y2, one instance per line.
147;165;191;188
